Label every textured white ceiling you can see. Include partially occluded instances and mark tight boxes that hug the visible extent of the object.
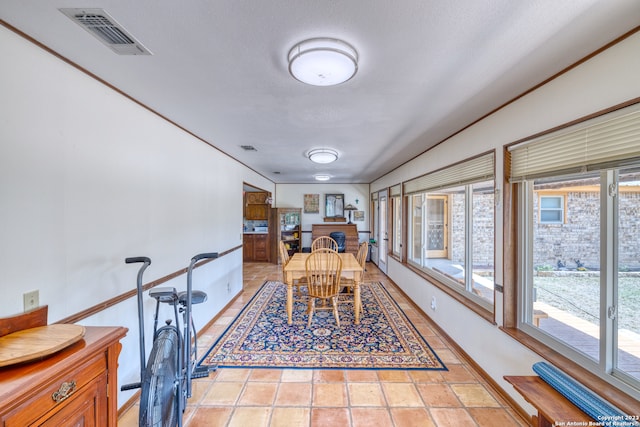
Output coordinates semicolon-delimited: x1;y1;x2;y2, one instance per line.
2;1;639;183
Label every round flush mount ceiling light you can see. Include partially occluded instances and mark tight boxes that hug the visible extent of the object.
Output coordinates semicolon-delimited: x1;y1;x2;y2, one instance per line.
308;148;339;164
314;174;331;181
288;38;358;86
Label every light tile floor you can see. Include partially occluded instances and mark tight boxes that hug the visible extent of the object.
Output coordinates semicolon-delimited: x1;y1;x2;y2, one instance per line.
118;261;529;427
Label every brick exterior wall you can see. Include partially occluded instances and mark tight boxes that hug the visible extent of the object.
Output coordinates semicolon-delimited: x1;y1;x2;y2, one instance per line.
450;192;494;268
533;191;640;270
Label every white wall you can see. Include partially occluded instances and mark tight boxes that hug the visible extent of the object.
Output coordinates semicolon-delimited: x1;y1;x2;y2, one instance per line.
372;32;640;414
0;25;274;408
274;183;370;247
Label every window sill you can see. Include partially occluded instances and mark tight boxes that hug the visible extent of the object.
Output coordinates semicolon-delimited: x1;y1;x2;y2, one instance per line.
404;263;495;324
500;326;640;417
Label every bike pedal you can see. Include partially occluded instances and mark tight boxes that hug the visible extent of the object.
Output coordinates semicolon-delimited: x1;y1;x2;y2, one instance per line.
191;370;210;379
120;382;141;391
192;365;214;378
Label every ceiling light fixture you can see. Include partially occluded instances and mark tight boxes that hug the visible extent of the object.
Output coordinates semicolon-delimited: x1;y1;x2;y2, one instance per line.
288;38;358;86
308;148;339;164
314;174;331;181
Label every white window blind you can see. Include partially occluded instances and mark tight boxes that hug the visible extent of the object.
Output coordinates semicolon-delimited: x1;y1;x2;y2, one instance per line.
389;184;401;197
403;152;494;195
509;103;640;182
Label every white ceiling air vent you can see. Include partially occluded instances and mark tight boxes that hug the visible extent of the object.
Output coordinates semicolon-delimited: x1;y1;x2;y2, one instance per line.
59;8;151;55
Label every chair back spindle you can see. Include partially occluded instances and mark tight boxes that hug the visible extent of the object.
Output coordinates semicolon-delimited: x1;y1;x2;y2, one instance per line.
311;236;338;252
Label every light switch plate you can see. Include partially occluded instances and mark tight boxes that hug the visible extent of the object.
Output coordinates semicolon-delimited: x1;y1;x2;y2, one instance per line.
23;290;39;312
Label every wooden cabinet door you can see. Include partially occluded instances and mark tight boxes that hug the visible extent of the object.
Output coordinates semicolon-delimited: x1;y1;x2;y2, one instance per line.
243;235;254;261
244;192;269;220
253;234;269;261
245;204;269;220
245;192;267;204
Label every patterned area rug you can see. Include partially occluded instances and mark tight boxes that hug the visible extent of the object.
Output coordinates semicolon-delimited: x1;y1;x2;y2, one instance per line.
199;281;446;370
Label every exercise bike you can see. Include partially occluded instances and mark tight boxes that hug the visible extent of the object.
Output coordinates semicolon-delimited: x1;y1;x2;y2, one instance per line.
121;253;218;427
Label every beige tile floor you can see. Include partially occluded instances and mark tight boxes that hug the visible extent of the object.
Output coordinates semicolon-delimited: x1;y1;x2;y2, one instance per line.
118;261;529;427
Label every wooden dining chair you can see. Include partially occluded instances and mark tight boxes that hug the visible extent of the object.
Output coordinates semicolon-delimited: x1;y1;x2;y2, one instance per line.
356;241;368;282
338;241;368;316
279;241;306;299
311;236;338;252
305;249;342;328
279;240;291;266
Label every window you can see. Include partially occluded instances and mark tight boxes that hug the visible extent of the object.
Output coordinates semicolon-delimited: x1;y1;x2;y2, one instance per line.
509;103;640;393
520;169;640;388
390;185;402;257
405;153;495;310
539;195;564;223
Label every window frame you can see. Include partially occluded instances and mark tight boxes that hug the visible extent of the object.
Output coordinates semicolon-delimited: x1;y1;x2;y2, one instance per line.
503;102;640;407
406;179;496;318
390;192;402;259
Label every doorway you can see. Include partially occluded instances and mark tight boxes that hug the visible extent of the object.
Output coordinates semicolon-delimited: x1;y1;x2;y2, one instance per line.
377;190;388;274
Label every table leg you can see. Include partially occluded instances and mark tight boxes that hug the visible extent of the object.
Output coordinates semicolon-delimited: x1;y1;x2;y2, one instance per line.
286;273;293;325
354;273;361;324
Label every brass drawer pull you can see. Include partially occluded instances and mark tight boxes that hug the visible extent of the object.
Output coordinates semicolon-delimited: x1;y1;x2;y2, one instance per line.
51;380;76;403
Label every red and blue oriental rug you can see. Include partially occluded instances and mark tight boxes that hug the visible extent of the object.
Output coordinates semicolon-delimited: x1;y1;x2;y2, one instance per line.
199;281;446;370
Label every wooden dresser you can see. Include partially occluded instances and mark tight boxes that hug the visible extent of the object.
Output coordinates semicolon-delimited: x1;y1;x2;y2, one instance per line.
312;223;359;254
0;326;127;427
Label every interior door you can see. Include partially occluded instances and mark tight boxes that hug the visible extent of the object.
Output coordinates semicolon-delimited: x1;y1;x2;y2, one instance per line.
378;190;388;273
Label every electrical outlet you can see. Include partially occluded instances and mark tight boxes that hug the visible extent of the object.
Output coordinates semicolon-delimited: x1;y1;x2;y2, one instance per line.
227;282;231;292
431;296;437;310
23;290;39;312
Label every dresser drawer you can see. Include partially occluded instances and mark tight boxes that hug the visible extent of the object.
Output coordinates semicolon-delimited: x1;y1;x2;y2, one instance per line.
2;352;106;427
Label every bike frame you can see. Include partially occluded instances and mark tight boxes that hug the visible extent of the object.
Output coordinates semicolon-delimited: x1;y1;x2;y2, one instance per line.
177;252;218;426
122;252;217;427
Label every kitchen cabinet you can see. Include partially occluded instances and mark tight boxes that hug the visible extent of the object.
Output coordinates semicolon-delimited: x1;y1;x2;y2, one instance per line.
245;192;268;204
244;192;270;220
245;204;269;220
243;233;269;262
0;326;126;427
243;234;254;262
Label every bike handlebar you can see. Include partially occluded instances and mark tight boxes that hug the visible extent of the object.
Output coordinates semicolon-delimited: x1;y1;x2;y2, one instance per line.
125;257;151;264
191;252;218;262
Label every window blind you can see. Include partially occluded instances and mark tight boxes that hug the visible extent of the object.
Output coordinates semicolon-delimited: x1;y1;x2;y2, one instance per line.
389;184;401;197
403;152;495;195
509;103;640;182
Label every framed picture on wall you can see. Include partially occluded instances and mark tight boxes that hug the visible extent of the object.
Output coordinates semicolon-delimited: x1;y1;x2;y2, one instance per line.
353;211;364;221
325;194;344;218
304;194;320;213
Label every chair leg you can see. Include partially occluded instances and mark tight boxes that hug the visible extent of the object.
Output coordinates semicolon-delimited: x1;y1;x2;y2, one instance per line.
307;298;315;328
331;297;340;327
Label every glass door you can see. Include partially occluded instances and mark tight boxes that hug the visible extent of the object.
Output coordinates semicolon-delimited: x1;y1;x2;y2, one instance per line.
378;190;388;274
426;195;448;258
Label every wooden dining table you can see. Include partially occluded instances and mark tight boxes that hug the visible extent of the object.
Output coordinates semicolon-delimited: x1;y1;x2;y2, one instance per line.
283;252;364;325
